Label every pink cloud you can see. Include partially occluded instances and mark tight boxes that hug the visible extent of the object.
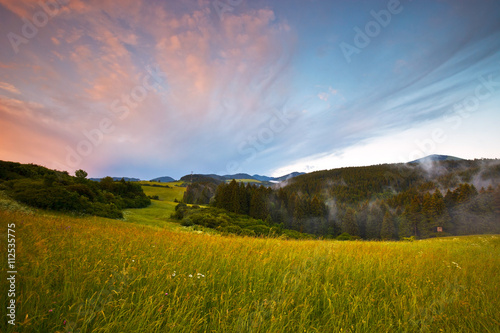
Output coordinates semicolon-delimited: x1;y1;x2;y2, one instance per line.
0;0;297;174
0;82;21;94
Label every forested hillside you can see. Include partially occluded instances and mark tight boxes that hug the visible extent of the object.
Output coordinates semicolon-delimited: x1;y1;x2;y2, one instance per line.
0;161;150;218
184;159;500;239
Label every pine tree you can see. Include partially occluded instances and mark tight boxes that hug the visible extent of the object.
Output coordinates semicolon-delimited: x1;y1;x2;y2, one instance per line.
228;180;240;214
249;188;267;221
366;204;382;239
342;208;359;236
405;196;422;238
293;196;305;232
381;211;395;240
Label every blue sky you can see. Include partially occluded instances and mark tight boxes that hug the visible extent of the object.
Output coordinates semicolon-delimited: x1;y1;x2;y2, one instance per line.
0;0;499;179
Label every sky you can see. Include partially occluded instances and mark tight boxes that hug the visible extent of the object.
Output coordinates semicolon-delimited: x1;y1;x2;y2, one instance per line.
0;0;499;180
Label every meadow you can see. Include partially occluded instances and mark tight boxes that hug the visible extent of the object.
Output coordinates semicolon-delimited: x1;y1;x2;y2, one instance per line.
1;185;499;332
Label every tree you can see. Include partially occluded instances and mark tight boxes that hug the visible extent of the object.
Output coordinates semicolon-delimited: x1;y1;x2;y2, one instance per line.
366;204;383;239
381;211;395;240
75;169;88;179
43;173;57;187
342;208;359;236
405;197;422;237
249;189;267;221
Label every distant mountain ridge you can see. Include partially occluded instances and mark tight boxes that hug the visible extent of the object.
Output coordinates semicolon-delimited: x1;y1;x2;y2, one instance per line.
150;176;176;182
409;154;464;164
89;177;141;182
179;172;305;184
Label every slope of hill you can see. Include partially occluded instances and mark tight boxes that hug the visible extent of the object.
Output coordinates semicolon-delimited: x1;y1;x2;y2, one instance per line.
222;173;255;180
89;177;141;182
184;158;500;239
179;172;305;183
252;172;305;182
179;174;225;183
2;205;498;332
0;160;150;218
150;176;176;182
409;154;463;163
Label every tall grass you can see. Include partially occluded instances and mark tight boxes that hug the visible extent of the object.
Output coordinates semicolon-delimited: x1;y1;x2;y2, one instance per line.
1;207;499;332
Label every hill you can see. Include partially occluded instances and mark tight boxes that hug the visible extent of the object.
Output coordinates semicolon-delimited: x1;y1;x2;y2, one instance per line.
409;154;464;164
0;160;150;218
150;176;176;182
180;172;305;184
179;174;225;183
252;171;305;182
89;177;141;182
222;173;255;180
184;158;500;239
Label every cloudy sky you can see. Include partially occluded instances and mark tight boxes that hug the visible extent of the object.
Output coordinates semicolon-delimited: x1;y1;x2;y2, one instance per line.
0;0;499;179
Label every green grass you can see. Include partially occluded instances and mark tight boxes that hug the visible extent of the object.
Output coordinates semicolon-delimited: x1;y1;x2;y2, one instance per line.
1;194;499;332
122;183;186;230
139;181;186;201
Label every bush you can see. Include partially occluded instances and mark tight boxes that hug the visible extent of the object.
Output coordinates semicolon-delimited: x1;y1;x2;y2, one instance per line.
246;224;271;236
240;229;256;237
336;233;352;241
181;217;194;227
220;225;242;235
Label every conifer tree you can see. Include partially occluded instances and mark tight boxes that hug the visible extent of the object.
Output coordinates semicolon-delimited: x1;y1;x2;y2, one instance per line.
381;211;395;240
342;208;359;236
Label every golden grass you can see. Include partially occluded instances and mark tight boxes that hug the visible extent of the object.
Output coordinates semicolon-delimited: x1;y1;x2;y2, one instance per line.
1;204;499;332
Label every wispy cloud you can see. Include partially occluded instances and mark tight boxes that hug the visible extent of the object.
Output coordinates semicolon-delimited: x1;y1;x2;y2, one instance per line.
0;82;20;94
0;0;498;178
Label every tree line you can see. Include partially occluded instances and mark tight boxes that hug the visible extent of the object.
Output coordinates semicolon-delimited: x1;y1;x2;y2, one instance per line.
0;161;150;218
183;160;500;239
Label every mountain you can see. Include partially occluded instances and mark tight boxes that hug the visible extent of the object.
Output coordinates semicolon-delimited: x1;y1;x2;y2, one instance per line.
179;174;225;183
150;176;176;182
180;172;306;183
89;177;141;182
409;154;463;164
222;173;255;180
252;172;305;182
273;172;306;182
251;174;273;182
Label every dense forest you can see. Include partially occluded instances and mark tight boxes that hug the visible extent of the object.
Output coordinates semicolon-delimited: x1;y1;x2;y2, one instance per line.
0;160;150;218
183;159;500;239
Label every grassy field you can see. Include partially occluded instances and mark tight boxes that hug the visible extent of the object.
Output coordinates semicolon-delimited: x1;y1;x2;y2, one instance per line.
1;188;499;332
123;182;186;231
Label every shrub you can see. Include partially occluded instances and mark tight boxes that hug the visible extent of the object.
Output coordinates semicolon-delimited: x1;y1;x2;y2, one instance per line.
336;232;352;241
246;224;271;236
220;225;242;235
240;229;256;237
181;217;194;227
